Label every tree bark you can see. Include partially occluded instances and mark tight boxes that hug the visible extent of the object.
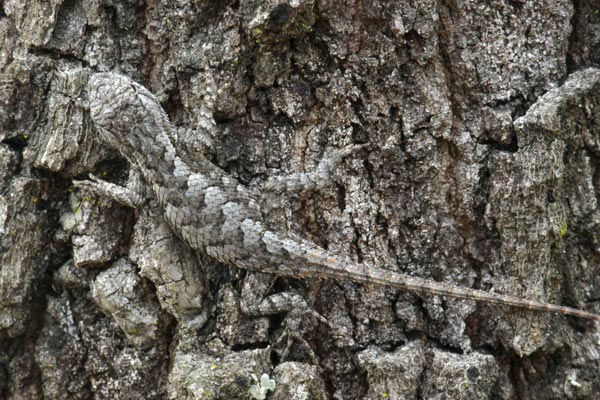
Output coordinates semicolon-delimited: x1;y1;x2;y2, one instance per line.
1;1;600;399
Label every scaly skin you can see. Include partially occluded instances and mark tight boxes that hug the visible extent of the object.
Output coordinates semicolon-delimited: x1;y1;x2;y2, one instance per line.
86;72;600;322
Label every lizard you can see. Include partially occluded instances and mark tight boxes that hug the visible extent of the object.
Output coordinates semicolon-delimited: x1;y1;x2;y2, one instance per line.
76;72;600;347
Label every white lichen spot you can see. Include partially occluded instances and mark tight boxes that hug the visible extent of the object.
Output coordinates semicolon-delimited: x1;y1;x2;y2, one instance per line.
249;373;276;400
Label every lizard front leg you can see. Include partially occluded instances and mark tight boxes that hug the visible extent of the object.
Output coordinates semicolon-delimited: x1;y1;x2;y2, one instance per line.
262;144;366;194
73;168;146;208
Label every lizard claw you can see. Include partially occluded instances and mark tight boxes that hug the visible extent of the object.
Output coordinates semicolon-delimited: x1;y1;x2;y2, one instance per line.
87;173;104;183
72;176;98;191
275;307;321;364
274;304;355;364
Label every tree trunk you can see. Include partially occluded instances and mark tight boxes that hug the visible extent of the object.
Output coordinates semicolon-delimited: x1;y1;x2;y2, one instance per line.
1;1;600;399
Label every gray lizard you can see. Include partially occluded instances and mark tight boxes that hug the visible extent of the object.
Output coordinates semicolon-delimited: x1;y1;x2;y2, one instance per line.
77;72;600;341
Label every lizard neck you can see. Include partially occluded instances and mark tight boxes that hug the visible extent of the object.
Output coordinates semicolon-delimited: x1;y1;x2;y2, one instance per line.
128;129;184;188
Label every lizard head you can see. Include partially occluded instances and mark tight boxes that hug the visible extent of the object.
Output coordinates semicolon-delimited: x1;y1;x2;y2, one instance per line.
88;72;142;155
87;72;177;170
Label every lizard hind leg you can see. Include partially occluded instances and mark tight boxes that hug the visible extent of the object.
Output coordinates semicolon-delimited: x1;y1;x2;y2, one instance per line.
240;272;351;364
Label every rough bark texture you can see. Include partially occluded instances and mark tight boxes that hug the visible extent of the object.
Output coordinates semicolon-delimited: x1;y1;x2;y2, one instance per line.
1;1;600;399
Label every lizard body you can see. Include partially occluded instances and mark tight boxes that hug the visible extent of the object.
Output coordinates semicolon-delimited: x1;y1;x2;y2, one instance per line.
85;72;600;322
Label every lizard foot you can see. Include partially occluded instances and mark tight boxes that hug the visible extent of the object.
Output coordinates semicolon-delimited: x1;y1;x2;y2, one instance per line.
73;172;145;208
274;303;355;364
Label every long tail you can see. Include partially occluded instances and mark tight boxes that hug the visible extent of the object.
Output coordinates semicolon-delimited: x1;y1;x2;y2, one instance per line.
259;231;600;321
341;262;600;321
